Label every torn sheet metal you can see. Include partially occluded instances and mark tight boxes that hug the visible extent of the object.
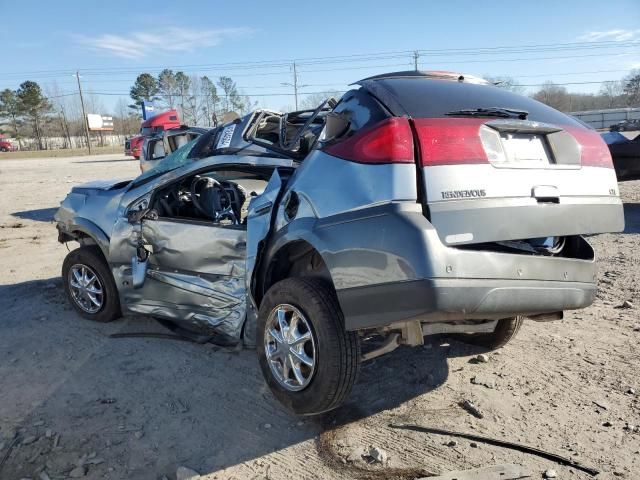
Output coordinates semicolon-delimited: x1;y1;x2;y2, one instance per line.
244;169;282;346
118;218;247;340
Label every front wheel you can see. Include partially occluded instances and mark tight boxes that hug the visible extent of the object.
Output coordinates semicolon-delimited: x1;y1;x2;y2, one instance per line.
0;147;8;152
257;278;360;415
455;316;524;350
62;246;122;323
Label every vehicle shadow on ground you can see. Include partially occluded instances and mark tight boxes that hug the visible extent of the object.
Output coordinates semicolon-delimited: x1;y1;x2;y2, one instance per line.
11;207;58;222
0;277;490;479
623;202;640;234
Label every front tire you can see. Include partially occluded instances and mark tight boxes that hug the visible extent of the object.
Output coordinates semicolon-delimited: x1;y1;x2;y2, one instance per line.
62;246;121;323
456;316;523;350
257;278;360;415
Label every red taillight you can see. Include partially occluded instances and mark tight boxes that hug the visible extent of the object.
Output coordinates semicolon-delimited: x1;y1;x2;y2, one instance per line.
413;118;488;166
324;117;414;164
564;126;614;168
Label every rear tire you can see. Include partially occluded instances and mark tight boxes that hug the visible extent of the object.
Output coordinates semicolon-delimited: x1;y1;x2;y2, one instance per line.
257;278;360;415
456;317;523;350
62;246;122;323
0;147;7;152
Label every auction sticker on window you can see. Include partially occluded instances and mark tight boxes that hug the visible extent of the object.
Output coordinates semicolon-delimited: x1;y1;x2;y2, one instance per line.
217;124;236;149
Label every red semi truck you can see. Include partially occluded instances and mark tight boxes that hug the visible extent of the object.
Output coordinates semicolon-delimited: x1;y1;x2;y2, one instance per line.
124;110;181;159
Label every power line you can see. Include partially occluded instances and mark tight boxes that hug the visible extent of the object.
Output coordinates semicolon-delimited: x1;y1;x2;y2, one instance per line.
35;68;634;90
1;39;638;79
44;78;621;100
511;80;622;87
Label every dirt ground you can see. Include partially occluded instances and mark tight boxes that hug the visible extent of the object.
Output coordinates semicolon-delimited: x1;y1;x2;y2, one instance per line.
0;154;639;480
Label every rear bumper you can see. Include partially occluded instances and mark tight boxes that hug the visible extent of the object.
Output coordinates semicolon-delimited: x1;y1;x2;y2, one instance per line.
338;277;596;330
319;203;601;331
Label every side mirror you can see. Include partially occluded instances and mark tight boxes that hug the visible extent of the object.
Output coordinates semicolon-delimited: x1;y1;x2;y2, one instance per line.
127;208;149;224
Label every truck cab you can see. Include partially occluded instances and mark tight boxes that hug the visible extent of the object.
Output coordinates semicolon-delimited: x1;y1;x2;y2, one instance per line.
125;110;182;159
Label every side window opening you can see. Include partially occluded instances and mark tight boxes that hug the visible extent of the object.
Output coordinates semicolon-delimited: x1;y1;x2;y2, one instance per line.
328;89;389;141
150;169;273;229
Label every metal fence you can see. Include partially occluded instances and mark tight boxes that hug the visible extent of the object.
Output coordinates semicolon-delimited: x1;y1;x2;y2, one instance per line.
5;134;126;151
569;107;640;130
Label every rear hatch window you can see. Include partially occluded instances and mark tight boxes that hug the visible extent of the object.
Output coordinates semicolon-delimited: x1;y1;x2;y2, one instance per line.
367;78;581;126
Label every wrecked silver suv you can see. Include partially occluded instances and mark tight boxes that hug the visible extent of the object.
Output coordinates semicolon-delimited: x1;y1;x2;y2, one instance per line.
55;71;625;415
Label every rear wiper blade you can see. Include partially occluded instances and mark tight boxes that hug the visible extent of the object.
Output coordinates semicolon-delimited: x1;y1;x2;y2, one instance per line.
445;107;529;120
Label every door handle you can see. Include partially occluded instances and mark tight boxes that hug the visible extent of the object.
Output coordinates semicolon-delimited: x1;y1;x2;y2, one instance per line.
253;202;273;216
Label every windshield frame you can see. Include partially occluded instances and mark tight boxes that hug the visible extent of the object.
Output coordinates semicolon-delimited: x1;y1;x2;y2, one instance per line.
130;138;198;188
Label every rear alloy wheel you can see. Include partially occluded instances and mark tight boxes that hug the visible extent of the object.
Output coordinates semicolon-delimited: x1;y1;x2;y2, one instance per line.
456;316;524;350
62;246;121;323
257;278;360;415
264;304;317;391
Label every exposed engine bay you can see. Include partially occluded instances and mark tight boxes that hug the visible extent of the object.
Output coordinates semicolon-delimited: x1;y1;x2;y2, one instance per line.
150;172;269;226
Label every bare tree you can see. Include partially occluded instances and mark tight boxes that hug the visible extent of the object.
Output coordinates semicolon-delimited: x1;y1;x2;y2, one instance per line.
46;82;72;148
217;76;243;114
174;72;191;120
532;82;571;111
158;69;178;109
623;69;640;106
599;81;625;108
300;91;342;110
200;76;219;126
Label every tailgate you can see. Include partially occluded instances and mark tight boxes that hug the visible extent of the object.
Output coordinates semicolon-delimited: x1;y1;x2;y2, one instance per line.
414;118;624;245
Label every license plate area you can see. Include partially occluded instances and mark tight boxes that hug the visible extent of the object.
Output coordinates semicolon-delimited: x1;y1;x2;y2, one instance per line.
480;125;556;168
501;133;553;165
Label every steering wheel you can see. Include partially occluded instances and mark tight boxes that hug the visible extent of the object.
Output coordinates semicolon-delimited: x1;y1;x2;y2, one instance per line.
189;175;238;224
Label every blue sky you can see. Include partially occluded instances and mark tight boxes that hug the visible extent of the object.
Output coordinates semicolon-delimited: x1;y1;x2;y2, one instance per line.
1;0;639;113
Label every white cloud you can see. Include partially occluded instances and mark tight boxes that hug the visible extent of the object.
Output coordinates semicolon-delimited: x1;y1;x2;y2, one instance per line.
74;27;253;59
579;29;640;42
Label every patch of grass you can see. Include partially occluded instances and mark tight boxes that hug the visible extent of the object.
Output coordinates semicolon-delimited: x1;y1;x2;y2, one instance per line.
0;145;125;159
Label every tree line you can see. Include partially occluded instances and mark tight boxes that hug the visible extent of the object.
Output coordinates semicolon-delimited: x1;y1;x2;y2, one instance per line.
0;82;53;149
128;70;257;126
486;70;640;111
0;69;639;151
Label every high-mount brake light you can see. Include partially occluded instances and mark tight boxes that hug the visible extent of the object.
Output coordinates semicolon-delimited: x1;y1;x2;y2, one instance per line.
324;117;414;164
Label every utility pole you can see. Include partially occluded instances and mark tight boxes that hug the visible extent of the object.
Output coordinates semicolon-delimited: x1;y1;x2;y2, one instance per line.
75;71;91;154
413;51;420;71
293;61;299;110
281;61;308;111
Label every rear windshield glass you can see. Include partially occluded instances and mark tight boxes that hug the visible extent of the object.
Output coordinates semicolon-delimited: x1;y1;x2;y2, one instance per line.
371;78;580;126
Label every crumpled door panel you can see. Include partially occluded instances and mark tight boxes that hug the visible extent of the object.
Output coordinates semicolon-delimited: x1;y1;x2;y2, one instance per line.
123;219;248;339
